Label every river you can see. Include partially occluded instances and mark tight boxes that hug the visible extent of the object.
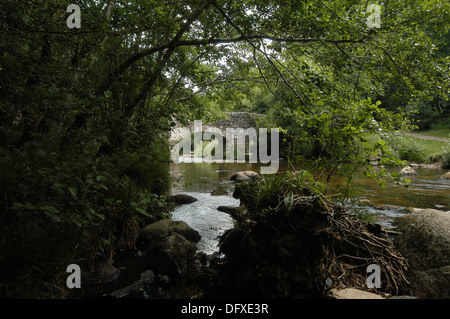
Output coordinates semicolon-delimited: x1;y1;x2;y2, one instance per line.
169;162;450;254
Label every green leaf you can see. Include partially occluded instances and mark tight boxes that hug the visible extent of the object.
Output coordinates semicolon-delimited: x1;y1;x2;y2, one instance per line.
51;215;62;222
88;208;105;220
72;219;82;228
96;175;107;182
24;203;37;210
135;207;150;216
40;205;60;214
68;187;78;196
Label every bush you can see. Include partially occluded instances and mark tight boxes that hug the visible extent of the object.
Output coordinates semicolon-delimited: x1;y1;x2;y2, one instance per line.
385;135;426;163
235;171;328;216
116;152;171;194
443;139;450;169
0;140;171;298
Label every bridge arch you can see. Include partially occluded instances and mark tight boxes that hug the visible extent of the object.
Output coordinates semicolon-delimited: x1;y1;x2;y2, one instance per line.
169;112;266;163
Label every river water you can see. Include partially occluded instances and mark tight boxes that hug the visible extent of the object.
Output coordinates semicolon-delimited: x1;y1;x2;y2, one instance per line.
169;162;450;254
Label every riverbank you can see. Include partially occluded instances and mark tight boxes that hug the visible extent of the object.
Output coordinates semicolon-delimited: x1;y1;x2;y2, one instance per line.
397;128;449;165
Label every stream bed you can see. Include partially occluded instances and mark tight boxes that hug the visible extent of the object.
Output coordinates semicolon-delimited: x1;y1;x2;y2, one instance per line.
171;192;238;255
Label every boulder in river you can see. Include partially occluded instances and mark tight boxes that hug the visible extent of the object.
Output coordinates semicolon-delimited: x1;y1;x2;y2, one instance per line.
217;205;247;221
138;219;201;244
394;209;450;298
441;171;450;179
327;288;384;299
137;219;201;277
169;194;198;205
399;166;418;176
109;270;155;298
98;258;120;284
230;171;260;182
357;198;373;206
148;233;197;276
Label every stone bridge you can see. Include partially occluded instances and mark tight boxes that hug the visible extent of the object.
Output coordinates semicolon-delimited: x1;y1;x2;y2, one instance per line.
169;112;282;174
169;112;266;146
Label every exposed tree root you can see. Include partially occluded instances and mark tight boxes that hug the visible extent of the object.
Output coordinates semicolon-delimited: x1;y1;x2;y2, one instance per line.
205;178;410;298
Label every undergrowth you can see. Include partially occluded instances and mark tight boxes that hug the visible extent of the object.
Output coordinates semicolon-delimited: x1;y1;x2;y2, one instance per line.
0;141;171;298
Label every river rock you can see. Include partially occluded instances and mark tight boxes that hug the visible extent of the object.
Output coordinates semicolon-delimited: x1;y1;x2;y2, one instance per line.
327;288;384;299
399;166;418;176
211;187;229;196
230;171;260;182
367;154;380;166
408;207;427;214
148;233;197;276
217;205;247;221
441;171;450;179
109;270;155;298
357;198;373;206
99;258;120;284
138;219;201;244
169;194;198;205
393;209;450;298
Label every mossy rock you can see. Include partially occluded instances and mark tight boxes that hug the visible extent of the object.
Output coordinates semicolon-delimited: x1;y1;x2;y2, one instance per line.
138;219;201;244
394;209;450;298
169;194;198;205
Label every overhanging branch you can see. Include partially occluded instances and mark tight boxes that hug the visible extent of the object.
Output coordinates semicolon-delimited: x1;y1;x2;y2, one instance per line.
212;2;314;114
97;35;364;96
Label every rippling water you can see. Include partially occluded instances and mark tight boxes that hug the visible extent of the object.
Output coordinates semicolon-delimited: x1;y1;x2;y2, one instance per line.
349;167;450;226
170;192;238;255
169;162;449;252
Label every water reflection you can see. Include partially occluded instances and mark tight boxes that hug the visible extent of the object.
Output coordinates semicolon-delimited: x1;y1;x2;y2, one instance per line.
351;168;450;211
170;162;289;194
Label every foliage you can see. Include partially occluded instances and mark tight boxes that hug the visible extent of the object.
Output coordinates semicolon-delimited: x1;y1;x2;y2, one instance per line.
443;139;450;169
409;99;450;130
236;171;327;216
345;203;377;224
380;133;447;163
0;0;448;297
0;139;171;297
384;135;426;163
